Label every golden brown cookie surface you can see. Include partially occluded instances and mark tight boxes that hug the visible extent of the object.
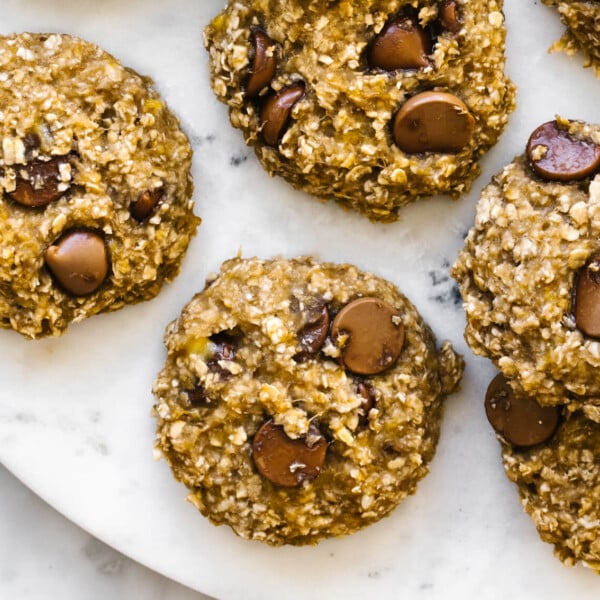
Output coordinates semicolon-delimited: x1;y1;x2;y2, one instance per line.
204;0;515;221
0;33;199;338
453;118;600;419
500;408;600;573
153;257;464;545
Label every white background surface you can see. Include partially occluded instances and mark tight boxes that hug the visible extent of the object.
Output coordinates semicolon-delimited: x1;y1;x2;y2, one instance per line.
0;0;599;598
0;465;212;600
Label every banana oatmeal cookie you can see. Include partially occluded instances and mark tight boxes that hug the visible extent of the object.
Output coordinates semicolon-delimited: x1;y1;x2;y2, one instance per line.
453;117;600;420
483;373;600;573
153;256;464;545
204;0;515;222
0;33;199;338
544;0;600;76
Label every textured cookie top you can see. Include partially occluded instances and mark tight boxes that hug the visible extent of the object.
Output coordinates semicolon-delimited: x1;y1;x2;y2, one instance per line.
544;0;600;76
453;118;600;418
0;33;198;338
501;411;600;573
204;0;515;221
153;257;464;545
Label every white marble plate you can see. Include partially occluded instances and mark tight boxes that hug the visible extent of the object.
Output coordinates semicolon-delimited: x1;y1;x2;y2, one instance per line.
0;1;599;598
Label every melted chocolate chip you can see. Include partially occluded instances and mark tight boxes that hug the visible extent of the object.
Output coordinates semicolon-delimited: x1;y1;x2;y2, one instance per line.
252;420;328;487
357;381;376;426
573;254;600;338
485;373;560;447
368;17;431;71
246;29;277;97
526;120;600;181
393;91;475;154
331;297;405;375
44;229;109;296
7;156;70;208
295;304;330;361
260;83;305;146
130;189;162;221
207;331;237;378
186;384;210;408
439;0;461;33
23;133;41;160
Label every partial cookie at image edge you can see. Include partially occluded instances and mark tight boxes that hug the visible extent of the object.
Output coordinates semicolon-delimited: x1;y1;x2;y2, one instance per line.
0;32;199;339
483;375;600;574
204;0;515;221
543;0;600;77
452;117;600;416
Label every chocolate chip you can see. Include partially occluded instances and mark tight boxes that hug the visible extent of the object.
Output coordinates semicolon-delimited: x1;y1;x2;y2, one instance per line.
260;83;305;146
252;420;327;487
44;230;109;296
23;133;41;159
368;17;431;71
573;254;600;338
186;384;210;408
295;304;330;361
100;107;117;125
485;373;560;447
246;29;277;97
392;91;475;153
7;157;70;208
357;381;376;413
130;189;162;221
210;333;236;361
439;0;461;34
207;331;237;378
526;120;600;182
383;443;400;456
357;381;376;425
331;297;404;375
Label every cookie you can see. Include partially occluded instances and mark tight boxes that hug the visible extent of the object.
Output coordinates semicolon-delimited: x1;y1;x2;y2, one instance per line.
153;256;464;545
452;117;600;419
484;374;600;573
0;33;199;339
544;0;600;75
204;0;515;222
